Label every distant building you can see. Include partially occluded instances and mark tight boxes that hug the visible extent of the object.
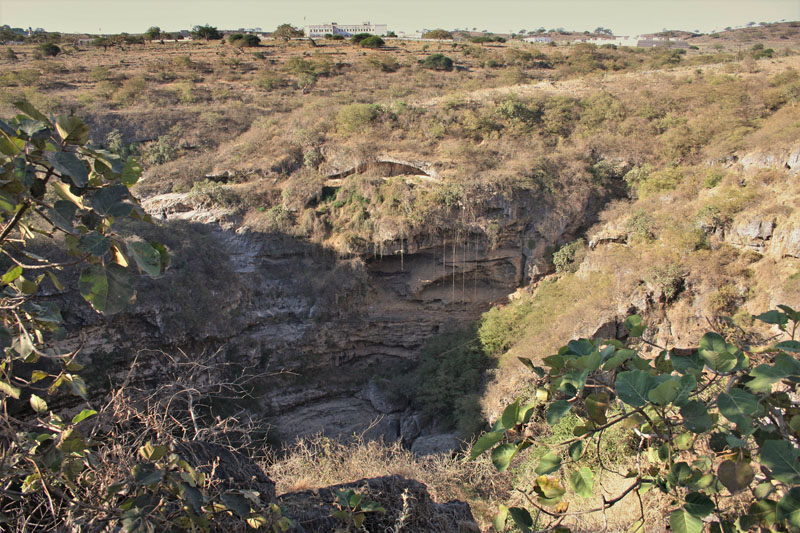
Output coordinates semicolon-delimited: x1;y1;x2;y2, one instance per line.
396;30;424;39
523;36;552;43
305;22;388;38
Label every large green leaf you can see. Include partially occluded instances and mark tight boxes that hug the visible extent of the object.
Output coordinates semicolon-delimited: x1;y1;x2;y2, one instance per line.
698;332;738;373
55;116;90;145
535;452;562;475
569;467;594;498
585;393;609;424
127;241;165;278
491;443;518;472
648;376;680;406
759;440;800;484
508;507;533;532
121;157;142;186
777;487;800;528
78;263;135;315
680;401;714;433
669;509;704;533
13;100;49;122
89;184;133;217
684;492;714;517
547;400;572;425
534;475;566;505
501;400;520;430
718;389;762;432
615;370;654;407
776;340;800;353
470;431;505;459
673;374;697;407
603;348;635;371
78;232;110;257
567;338;594;356
46;151;89;188
746;363;788;393
755;310;788;328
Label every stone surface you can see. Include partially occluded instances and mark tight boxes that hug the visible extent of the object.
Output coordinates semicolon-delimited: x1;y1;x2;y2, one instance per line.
728;217;775;251
174;441;276;501
411;433;462;456
360;379;408;414
769;223;800;259
400;414;422;444
278;475;478;533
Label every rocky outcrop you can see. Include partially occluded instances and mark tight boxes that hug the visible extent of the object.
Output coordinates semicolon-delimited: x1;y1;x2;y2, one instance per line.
737;147;800;175
410;434;462;456
278;475;478;532
727;216;775;252
63;169;617;449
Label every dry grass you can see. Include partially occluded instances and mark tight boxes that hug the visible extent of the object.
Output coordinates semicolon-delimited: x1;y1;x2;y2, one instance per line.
266;435;509;529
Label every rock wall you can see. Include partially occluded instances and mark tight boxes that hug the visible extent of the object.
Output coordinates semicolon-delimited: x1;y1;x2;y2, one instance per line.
60;175;613;446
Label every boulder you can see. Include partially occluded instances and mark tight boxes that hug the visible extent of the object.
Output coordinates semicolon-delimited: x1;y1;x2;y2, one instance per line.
728;217;775;251
770;223;800;259
278;475;478;533
410;433;461;456
174;441;276;501
360;379;408;414
400;414;422;444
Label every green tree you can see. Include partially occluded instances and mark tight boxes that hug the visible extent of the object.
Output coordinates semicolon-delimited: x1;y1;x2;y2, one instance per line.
421;53;454;71
473;307;800;532
191;24;222;41
349;33;372;44
359;35;385;48
145;26;162;40
272;23;303;40
38;42;60;57
423;29;454;40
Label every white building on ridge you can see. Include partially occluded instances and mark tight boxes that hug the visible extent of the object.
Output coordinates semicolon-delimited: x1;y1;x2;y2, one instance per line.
305;22;388;38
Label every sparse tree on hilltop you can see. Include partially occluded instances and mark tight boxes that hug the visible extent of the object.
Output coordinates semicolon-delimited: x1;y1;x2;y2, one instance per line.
145;26;162;40
191;24;222;41
272;23;304;40
422;29;453;40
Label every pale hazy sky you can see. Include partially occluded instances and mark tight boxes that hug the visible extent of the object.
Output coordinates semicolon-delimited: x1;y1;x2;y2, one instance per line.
1;0;798;36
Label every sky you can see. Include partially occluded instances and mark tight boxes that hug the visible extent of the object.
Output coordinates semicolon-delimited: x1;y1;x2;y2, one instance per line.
1;0;798;36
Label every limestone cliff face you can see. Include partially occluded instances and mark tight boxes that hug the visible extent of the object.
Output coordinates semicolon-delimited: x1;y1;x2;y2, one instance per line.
60;176;610;446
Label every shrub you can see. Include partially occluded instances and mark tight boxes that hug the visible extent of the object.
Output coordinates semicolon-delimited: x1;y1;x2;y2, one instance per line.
191;24;222;40
350;33;372;44
359;35;385;48
254;70;283;91
38;42;60;57
113;75;147;105
89;65;111;82
325;33;345;41
336;103;380;133
366;54;399;72
4;47;18;61
421;53;454;71
625;209;656;240
229;33;260;47
423;29;453;40
272;23;303;40
552;239;586;273
394;327;492;435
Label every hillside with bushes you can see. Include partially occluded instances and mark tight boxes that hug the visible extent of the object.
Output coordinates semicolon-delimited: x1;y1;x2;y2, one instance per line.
1;25;799;531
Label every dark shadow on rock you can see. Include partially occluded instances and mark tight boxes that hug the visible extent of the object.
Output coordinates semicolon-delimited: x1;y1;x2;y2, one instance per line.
279;474;478;533
174;441;276;502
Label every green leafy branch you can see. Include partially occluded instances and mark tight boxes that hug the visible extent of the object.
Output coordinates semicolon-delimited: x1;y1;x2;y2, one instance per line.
472;306;800;532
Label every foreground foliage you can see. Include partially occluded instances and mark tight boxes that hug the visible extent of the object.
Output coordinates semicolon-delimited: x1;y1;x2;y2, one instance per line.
473;308;800;532
0;105;291;530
